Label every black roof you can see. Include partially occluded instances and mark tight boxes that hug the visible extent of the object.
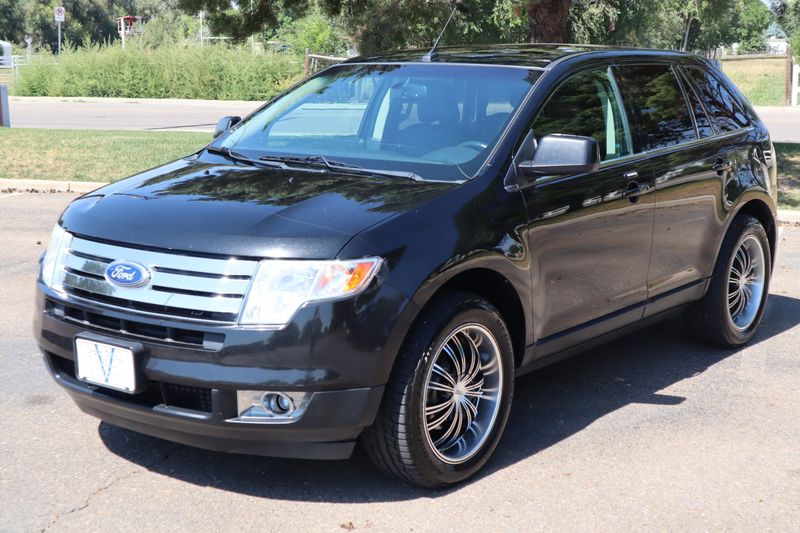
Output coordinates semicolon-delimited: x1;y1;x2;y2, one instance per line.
345;43;697;69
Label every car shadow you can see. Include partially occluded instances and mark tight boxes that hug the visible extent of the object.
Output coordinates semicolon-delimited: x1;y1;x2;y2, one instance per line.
98;293;800;502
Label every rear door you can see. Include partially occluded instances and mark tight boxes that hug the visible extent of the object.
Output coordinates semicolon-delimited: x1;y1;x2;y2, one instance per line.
613;64;755;314
612;64;710;313
519;67;655;349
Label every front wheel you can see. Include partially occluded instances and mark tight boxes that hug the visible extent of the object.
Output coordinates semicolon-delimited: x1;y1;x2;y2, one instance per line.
362;292;514;488
689;214;771;347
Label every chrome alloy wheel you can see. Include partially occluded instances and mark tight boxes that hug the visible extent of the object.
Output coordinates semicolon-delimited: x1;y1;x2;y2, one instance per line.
727;234;766;331
422;323;503;465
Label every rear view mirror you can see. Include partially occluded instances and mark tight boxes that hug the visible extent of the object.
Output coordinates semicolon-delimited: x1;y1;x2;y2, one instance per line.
213;116;242;139
518;134;600;176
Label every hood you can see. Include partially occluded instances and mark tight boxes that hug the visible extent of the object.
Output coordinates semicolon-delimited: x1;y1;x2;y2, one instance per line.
60;157;454;259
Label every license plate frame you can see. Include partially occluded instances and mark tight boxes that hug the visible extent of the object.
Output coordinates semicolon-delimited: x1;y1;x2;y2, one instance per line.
74;334;142;394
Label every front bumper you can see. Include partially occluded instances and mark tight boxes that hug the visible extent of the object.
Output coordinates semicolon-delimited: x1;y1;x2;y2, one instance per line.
44;351;383;459
33;282;411;459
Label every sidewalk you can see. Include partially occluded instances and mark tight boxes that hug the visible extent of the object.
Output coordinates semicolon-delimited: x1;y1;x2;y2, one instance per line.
0;178;107;193
7;96;262;132
778;208;800;225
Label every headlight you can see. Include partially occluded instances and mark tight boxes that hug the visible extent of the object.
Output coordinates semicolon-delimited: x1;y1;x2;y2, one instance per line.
239;257;382;326
41;225;73;292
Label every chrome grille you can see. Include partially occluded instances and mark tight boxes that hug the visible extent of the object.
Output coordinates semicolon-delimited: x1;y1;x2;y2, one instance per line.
60;236;259;323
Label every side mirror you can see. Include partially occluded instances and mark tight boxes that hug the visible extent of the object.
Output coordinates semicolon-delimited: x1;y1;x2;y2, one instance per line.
518;134;600;177
213;116;242;139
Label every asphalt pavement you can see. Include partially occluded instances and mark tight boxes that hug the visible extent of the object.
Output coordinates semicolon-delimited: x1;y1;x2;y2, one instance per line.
7;97;262;132
7;96;800;142
1;191;799;531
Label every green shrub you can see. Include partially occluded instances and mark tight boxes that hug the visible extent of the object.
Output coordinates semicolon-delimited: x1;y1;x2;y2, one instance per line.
13;43;304;101
276;9;349;56
794;33;800;62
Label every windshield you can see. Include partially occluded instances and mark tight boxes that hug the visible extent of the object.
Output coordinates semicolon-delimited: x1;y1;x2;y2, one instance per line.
215;63;541;182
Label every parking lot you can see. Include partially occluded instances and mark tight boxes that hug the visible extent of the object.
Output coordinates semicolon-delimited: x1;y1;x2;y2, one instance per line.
2;191;799;531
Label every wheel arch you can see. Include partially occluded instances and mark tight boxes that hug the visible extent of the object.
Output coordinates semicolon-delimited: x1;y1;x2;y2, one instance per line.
716;197;777;271
734;198;777;267
410;267;528;369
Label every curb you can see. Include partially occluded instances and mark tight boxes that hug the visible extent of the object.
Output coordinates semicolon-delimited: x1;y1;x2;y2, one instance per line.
777;210;800;226
0;178;108;194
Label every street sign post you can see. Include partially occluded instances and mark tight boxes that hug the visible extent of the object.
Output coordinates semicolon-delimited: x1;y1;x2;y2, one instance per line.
24;35;32;60
54;7;65;56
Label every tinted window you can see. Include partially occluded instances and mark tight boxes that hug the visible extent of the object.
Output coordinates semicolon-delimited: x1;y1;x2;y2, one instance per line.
613;65;696;151
219;64;538;182
685;67;750;132
532;69;632;161
680;73;715;138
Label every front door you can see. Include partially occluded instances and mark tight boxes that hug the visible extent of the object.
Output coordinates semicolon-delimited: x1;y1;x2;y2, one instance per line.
518;67;655;352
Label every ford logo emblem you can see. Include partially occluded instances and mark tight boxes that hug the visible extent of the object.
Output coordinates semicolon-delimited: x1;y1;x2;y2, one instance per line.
104;261;151;288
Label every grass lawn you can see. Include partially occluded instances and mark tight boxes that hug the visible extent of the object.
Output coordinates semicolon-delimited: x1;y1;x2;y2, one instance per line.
722;58;786;107
2;128;799;210
776;142;800;209
0;128;210;182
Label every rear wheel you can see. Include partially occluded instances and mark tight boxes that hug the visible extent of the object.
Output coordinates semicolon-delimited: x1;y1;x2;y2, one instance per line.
689;215;771;347
362;292;514;488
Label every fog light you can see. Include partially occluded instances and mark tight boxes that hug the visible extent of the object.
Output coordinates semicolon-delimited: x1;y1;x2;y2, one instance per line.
229;390;311;424
262;392;294;416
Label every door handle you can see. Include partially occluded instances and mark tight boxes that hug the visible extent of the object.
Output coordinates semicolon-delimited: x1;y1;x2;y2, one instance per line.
712;158;733;174
623;171;639;180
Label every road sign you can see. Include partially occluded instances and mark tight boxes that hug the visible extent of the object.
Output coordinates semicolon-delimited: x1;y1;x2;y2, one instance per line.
55;7;65;56
24;35;32;45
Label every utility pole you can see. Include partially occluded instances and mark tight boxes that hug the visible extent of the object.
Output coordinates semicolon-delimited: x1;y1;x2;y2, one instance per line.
250;0;255;54
199;11;204;47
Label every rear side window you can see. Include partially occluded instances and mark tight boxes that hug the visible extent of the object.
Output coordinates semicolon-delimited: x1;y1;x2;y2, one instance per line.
532;68;632;161
685;67;750;132
613;65;696;152
677;69;714;138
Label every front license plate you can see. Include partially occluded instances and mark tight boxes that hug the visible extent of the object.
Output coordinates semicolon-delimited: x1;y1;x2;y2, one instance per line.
75;338;137;393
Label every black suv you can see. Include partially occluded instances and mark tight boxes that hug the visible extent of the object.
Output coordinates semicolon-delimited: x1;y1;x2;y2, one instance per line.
35;45;777;487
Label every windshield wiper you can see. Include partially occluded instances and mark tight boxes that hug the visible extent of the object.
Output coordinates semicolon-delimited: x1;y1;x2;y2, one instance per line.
259;154;456;183
258;154;340;172
206;146;286;169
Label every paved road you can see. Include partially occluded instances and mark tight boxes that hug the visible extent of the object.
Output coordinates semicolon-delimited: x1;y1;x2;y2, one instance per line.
753;106;800;143
7;96;800;141
7;97;262;132
2;192;799;531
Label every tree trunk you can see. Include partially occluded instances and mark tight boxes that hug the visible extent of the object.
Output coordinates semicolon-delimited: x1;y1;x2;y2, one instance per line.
527;0;573;43
681;12;694;52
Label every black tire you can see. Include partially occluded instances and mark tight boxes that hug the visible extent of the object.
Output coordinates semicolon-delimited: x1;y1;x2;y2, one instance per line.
688;214;771;348
361;291;515;488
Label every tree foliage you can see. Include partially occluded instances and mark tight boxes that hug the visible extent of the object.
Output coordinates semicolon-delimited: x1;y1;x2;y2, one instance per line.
274;7;348;55
175;0;309;41
1;1;136;50
567;0;770;52
774;0;800;56
3;0;777;56
0;0;26;44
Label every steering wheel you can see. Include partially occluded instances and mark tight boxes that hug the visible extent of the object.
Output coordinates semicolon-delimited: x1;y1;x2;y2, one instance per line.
459;141;489;151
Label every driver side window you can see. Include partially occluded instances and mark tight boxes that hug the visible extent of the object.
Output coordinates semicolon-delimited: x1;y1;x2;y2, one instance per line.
532;68;632;161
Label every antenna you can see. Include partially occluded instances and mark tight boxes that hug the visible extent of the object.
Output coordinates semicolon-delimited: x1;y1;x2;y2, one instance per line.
421;1;466;62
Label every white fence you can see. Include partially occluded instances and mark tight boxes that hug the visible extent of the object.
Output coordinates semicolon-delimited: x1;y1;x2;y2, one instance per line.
0;55;33;79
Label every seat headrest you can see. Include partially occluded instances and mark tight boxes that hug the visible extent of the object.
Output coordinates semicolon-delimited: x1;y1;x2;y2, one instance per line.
417;82;459;125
